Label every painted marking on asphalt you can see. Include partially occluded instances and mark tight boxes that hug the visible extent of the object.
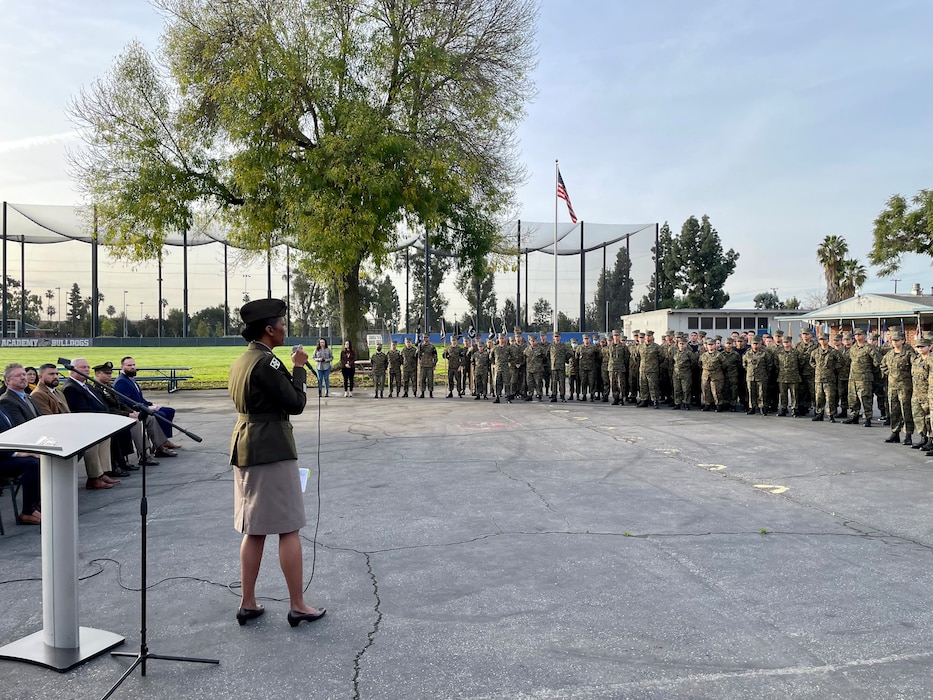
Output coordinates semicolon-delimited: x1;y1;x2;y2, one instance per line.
698;463;726;470
754;484;788;494
457;421;518;431
656;448;680;455
573;416;588;421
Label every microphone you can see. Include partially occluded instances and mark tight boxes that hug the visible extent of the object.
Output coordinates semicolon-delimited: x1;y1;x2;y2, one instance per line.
292;345;315;373
58;357;75;371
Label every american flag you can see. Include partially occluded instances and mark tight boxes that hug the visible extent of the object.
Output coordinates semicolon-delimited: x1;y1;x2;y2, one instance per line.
557;170;577;224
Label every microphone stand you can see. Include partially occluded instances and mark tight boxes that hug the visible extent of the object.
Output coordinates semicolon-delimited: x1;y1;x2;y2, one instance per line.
56;359;219;698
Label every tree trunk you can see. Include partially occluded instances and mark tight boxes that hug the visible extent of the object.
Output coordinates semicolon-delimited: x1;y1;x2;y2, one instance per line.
338;262;370;359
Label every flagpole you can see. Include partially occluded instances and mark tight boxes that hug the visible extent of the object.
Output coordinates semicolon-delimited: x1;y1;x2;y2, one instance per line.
554;159;559;334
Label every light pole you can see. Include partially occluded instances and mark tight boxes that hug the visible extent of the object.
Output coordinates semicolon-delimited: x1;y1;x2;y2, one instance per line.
123;290;128;338
242;274;250;302
139;301;144;336
56;287;61;335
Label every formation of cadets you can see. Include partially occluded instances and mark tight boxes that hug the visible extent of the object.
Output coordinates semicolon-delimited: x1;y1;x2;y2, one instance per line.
365;325;933;454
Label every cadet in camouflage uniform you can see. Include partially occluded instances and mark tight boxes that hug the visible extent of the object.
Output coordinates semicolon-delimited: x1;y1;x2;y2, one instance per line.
524;335;548;400
795;329;817;416
386;340;402;397
492;335;511;403
881;332;915;444
507;331;525;399
719;338;742;411
743;336;771;414
810;333;840;422
538;331;551;396
417;337;438;398
833;334;851;418
698;338;725;411
775;337;802;417
844;328;881;426
443;336;467;398
471;341;491;400
628;332;642;403
599;337;611;402
401;337;419;397
567;339;581;400
671;336;697;410
763;334;781;413
911;338;931;451
638;330;662;408
463;338;476;395
608;330;629;406
577;334;600;401
371;343;389;398
549;331;571;402
869;332;889;423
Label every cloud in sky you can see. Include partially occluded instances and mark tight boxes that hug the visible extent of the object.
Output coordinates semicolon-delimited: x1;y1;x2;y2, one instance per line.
1;0;931;316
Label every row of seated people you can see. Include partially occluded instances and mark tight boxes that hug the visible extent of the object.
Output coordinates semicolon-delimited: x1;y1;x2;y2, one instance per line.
0;356;182;526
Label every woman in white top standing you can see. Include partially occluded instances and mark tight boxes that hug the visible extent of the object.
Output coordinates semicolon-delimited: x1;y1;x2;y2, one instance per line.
312;338;333;397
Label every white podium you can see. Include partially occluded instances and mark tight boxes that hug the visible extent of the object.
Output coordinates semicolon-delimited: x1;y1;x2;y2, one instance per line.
0;413;135;672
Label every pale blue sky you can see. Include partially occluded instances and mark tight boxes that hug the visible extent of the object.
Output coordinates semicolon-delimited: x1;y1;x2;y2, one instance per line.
1;0;931;320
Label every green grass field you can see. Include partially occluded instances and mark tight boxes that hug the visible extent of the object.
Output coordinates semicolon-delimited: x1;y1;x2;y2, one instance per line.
0;345;449;389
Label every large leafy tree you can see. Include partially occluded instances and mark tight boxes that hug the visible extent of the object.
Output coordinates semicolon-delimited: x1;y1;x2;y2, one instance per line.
869;189;933;275
677;215;739;308
69;0;537;347
409;252;451;333
594;245;634;326
455;265;497;334
637;222;678;311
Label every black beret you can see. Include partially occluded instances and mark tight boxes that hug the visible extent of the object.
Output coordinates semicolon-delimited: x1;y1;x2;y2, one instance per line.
240;298;287;325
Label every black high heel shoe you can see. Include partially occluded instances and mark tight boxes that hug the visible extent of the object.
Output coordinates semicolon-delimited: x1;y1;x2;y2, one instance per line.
236;606;265;626
287;608;327;627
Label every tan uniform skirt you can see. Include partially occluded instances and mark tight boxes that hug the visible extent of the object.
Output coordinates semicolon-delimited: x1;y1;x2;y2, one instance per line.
233;458;307;535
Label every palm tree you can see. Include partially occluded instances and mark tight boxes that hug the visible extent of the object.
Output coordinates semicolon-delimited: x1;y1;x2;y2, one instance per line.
816;235;849;305
838;259;868;300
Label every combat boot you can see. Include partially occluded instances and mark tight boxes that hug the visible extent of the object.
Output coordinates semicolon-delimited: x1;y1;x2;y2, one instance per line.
671;403;680;410
654;401;660;409
835;409;847;419
863;418;871;427
828;414;836;423
493;397;500;404
884;432;899;443
474;394;481;401
746;407;755;415
811;413;824;421
683;403;690;411
911;437;928;450
550;396;557;403
843;415;859;424
778;408;788;417
903;434;913;446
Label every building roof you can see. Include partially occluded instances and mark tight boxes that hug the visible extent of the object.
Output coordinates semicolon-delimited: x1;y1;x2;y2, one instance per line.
783;293;933;323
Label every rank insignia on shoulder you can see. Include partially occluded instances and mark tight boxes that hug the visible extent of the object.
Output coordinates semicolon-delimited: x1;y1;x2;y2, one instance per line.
270;357;281;370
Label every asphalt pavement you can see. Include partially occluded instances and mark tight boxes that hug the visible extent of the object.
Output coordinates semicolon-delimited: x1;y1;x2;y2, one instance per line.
1;386;933;699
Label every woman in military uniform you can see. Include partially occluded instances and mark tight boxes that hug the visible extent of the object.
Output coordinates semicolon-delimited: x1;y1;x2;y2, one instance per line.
228;298;325;627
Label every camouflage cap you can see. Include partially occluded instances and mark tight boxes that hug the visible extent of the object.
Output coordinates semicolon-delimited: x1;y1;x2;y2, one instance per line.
819;333;830;340
724;338;733;345
704;338;715;345
917;338;931;347
750;336;761;343
801;328;813;335
775;330;784;337
611;329;619;336
870;332;880;339
841;333;853;339
697;331;707;337
890;332;904;341
646;329;654;336
853;328;866;335
638;331;646;337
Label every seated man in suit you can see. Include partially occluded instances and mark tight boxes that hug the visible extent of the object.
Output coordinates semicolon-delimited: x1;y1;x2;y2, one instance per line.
0;362;43;426
93;361;153;470
61;358;122;490
113;356;180;458
0;406;41;525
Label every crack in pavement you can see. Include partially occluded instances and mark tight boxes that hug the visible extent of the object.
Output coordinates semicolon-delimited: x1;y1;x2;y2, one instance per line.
352;552;383;700
493;460;571;530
